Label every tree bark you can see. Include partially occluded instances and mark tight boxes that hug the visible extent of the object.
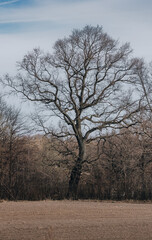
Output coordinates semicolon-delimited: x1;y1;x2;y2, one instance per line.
67;140;85;199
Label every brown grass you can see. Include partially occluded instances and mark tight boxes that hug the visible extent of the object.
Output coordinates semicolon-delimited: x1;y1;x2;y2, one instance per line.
0;200;152;239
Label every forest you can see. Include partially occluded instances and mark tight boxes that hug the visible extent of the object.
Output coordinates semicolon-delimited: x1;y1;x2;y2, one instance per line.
0;25;152;200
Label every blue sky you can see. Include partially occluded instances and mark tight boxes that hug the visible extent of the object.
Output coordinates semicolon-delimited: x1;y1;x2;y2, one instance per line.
0;0;152;75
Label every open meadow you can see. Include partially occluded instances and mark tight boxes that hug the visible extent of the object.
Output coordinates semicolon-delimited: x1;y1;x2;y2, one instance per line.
0;200;152;240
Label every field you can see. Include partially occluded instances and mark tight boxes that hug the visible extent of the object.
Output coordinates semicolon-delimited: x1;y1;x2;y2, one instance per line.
0;200;152;240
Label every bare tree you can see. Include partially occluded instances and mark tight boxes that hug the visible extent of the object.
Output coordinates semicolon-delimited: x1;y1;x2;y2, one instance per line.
0;96;29;199
2;25;143;198
135;60;152;113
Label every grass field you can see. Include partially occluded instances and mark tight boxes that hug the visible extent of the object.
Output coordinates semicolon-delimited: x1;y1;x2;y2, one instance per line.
0;200;152;240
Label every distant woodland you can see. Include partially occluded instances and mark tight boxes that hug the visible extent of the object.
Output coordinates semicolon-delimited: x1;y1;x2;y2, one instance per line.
0;109;152;200
1;25;152;200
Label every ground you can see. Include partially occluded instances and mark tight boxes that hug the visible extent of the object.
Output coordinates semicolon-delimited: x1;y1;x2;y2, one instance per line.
0;200;152;240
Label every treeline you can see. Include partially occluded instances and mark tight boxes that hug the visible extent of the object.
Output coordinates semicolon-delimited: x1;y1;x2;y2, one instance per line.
0;98;152;200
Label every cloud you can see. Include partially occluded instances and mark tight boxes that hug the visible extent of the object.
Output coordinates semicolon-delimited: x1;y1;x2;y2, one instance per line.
0;0;151;32
0;0;19;6
0;0;152;77
0;0;114;25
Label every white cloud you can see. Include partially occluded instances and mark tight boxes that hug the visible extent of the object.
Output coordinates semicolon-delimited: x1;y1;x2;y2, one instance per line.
0;0;19;6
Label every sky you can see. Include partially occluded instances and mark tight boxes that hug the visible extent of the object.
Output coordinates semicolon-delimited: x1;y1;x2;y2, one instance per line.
0;0;152;113
0;0;152;76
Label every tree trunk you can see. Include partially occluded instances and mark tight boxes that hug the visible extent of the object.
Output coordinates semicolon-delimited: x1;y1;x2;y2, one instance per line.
67;140;85;199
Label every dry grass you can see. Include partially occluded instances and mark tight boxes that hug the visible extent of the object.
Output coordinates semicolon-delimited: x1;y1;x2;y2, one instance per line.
0;200;152;239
